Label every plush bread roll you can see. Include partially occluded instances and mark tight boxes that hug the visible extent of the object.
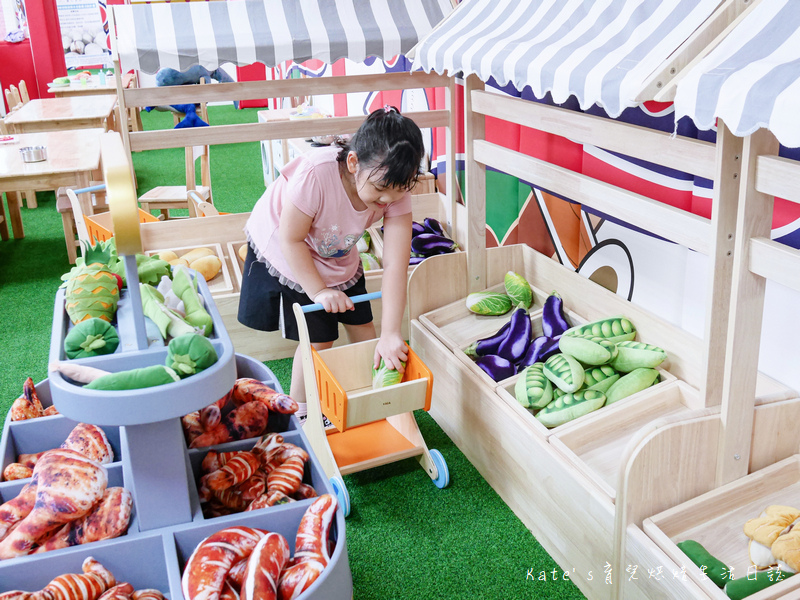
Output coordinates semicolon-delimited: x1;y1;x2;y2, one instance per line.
157;250;179;262
238;244;248;262
181;247;216;264
190;255;222;281
170;258;190;268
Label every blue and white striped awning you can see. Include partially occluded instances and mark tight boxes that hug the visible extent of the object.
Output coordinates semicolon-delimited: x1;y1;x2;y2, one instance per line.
412;0;722;118
674;0;800;148
113;0;453;75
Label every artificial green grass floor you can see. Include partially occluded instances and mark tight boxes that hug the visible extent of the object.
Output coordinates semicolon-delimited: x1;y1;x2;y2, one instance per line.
0;106;585;600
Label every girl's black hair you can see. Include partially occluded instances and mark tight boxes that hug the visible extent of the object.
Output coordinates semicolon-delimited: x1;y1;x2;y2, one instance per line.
337;105;425;190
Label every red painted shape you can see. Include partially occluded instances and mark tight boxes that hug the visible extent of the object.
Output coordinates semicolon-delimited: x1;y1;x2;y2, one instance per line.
26;0;67;99
237;63;271;109
0;39;38;111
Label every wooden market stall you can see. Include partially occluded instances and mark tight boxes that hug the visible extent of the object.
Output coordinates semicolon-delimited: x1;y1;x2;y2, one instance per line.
406;0;800;599
107;0;460;361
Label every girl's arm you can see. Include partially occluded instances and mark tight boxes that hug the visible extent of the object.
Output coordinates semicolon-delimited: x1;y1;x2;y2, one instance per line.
279;202;353;313
375;211;413;371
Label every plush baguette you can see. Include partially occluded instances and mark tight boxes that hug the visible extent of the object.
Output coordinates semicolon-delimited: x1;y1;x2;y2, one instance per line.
241;532;291;600
182;527;267;600
49;361;111;384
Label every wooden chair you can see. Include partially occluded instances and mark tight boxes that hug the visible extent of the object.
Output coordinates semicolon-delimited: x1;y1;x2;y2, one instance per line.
138;100;213;219
3;81;37;209
187;190;220;217
56;187;94;263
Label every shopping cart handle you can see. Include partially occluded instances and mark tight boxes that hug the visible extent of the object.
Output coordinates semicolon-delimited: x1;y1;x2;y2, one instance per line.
302;291;382;313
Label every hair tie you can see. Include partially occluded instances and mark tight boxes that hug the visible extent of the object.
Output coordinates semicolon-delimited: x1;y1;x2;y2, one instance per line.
383;104;396;114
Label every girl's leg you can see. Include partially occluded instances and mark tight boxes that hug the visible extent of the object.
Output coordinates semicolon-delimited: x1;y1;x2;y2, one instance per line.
290;340;334;407
343;321;377;344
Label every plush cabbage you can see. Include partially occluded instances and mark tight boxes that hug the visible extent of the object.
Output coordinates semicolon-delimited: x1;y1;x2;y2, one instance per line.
166;333;218;378
372;359;406;390
504;271;533;309
360;252;381;271
465;292;513;316
356;231;371;253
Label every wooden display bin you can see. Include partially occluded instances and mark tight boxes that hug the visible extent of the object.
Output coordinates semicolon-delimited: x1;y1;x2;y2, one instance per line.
226;240;248;288
643;454;800;599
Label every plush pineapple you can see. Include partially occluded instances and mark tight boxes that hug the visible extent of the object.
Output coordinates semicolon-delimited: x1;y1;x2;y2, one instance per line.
65;240;120;324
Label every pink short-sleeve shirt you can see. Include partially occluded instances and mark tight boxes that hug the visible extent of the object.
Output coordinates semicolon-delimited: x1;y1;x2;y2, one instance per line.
245;146;411;292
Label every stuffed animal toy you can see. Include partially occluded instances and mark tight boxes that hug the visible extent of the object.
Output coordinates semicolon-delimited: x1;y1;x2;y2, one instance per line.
146;65;238;128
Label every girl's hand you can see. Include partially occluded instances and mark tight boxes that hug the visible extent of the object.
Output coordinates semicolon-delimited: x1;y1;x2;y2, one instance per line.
313;288;354;313
374;333;408;375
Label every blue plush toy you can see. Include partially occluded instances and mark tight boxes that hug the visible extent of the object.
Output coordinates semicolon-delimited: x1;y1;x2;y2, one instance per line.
146;65;239;128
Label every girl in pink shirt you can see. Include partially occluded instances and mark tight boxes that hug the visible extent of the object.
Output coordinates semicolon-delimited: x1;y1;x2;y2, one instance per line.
239;106;425;405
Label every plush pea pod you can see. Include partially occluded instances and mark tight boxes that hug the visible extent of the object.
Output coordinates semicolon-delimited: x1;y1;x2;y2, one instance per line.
464;321;512;360
605;368;660;404
610;341;667;372
84;365;180;390
475;355;515;382
543;353;585;393
724;570;793;599
516;335;560;370
515;363;552;410
166;333;218;378
63;318;119;359
564;316;636;344
497;306;532;363
558;334;618;366
536;389;606;428
676;540;727;588
542;292;569;338
582;366;620;394
172;267;214;336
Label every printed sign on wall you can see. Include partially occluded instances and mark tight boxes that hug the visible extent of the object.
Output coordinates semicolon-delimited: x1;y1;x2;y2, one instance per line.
57;0;110;69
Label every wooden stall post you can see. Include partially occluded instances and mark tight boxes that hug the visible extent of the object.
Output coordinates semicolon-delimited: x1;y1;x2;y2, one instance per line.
464;75;486;292
716;127;780;485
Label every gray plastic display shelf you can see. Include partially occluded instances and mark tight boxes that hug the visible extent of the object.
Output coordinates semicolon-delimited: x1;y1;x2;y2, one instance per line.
0;357;352;599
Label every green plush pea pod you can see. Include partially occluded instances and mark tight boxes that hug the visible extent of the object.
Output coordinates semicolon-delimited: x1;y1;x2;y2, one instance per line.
166;333;218;378
676;540;728;588
140;283;199;340
84;365;180;390
724;569;793;599
64;318;120;359
172;267;214;336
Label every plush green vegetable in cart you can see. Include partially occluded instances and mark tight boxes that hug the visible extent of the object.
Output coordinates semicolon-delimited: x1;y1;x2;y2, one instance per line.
140;283;200;340
582;366;620;394
373;359;406;389
465;291;513;316
536;389;606;428
172;267;213;336
504;271;533;309
63;318;120;359
515;363;552;410
166;333;218;378
563;316;636;344
543;353;585;393
610;341;667;372
605;368;660;404
84;364;180;390
134;253;172;286
558;334;618;366
64;240;120;324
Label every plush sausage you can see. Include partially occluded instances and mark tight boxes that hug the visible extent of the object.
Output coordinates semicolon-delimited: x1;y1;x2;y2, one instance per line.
97;583;134;600
182;411;205;445
131;590;166;600
218;580;240;600
203;452;260;492
2;463;32;481
241;532;291;600
42;406;60;417
3;557;117;600
182;527;267;600
246;491;293;512
292;484;318;501
190;402;269;449
266;456;305;496
277;495;338;600
273;443;309;465
227;558;248;590
251;433;285;466
232;378;298;414
210;488;248;512
235;471;266;503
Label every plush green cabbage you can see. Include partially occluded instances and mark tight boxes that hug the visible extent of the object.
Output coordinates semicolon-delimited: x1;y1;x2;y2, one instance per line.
465;292;513;316
504;271;533;309
356;231;371;253
360;252;381;271
372;359;406;389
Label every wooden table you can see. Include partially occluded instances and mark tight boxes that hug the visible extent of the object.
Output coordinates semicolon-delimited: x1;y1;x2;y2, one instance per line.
48;81;117;98
4;96;118;134
0;129;103;240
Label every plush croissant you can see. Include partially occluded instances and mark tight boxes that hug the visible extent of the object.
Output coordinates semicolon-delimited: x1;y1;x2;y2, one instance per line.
771;520;800;574
744;505;800;568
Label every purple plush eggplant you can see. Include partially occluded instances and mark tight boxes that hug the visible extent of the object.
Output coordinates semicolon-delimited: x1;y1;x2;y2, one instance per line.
411;233;459;257
516;335;561;371
497;306;532;362
423;217;447;237
411;221;427;237
475;355;516;382
542;292;570;338
408;255;427;265
464;320;512;359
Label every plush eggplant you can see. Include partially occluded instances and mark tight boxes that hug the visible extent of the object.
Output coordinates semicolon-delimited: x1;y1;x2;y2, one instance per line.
63;318;120;359
542;292;570;338
410;233;459;257
497;306;532;362
411;221;427;237
464;321;512;359
166;333;218;378
172;267;214;336
422;217;447;237
475;355;515;382
408;256;426;265
84;365;180;391
516;335;560;370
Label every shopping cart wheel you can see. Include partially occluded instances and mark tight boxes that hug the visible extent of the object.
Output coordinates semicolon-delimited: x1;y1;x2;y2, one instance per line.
330;475;351;517
430;449;449;489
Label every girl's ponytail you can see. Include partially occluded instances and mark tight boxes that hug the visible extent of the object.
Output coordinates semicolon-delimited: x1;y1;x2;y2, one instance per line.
337;105;425;190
